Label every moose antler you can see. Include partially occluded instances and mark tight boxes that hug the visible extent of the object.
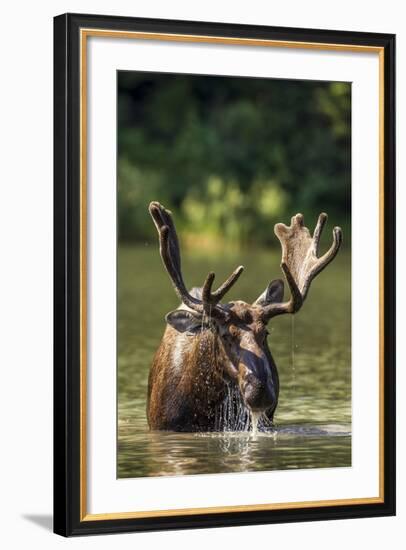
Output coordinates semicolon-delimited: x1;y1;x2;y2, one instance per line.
261;213;342;320
149;202;244;319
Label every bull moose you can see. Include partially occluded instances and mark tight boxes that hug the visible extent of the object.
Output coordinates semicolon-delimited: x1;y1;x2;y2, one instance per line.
147;202;342;432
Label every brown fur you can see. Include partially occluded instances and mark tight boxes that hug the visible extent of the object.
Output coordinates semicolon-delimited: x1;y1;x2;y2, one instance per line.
146;203;341;432
147;326;228;431
147;301;279;432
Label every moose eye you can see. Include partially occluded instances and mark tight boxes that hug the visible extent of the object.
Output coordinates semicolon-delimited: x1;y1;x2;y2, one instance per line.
222;326;238;342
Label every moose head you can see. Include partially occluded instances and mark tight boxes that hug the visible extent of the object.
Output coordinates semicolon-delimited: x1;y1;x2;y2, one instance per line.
148;202;342;431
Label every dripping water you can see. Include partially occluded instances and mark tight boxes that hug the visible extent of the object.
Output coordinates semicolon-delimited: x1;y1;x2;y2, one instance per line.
214;382;251;432
214;382;274;433
250;411;261;437
291;316;296;394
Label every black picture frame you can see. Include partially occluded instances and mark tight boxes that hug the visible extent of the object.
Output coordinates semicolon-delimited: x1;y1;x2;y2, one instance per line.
54;12;396;537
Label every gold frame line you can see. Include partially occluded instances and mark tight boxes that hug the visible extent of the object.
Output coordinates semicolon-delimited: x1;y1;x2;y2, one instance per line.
79;28;385;522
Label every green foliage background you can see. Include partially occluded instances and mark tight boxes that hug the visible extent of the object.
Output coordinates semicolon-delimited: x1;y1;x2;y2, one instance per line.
118;72;351;248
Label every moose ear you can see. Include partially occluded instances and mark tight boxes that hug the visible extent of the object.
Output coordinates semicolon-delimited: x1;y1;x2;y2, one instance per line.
165;309;204;333
254;279;284;306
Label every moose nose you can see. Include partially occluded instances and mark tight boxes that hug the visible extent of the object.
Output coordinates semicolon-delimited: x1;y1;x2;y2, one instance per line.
243;374;275;412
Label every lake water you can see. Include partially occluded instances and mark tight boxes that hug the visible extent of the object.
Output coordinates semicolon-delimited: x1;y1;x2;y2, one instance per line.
118;245;351;478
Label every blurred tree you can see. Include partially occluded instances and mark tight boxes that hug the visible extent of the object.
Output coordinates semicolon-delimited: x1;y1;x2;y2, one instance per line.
118;72;350;247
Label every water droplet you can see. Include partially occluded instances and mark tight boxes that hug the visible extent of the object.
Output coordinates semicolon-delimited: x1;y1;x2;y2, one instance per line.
251;411;261;436
291;316;296;394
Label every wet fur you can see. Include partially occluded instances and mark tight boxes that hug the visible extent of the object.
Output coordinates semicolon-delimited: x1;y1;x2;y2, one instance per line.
147;204;340;432
148;326;227;431
147;321;279;432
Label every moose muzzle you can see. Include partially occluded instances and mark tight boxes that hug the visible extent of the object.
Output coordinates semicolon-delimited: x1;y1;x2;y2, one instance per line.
239;351;276;412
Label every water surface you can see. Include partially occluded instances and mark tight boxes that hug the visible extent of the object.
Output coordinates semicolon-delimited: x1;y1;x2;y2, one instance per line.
118;245;351;478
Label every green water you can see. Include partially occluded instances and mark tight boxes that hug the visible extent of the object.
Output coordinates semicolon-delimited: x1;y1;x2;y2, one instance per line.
118;245;351;478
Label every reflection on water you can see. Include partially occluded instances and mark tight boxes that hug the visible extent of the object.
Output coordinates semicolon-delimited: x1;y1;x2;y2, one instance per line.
118;246;351;478
118;423;350;478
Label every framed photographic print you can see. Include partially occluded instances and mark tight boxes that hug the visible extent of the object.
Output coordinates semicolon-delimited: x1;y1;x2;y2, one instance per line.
53;13;396;536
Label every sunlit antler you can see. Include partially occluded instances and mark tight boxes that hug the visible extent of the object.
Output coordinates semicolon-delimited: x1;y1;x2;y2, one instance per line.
149;202;244;319
261;213;342;320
